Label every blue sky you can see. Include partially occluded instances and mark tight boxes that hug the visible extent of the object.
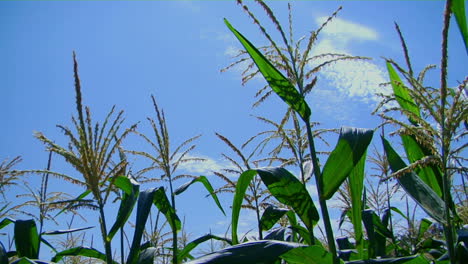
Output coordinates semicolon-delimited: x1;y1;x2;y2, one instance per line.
1;0;466;260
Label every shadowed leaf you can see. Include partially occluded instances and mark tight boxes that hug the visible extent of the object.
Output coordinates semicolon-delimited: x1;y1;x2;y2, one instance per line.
322;127;374;200
14;219;39;259
260;205;289;231
280;245;342;264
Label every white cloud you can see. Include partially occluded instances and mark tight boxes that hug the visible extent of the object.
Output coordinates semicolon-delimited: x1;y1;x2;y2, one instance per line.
316;16;378;43
176;154;236;175
174;1;201;13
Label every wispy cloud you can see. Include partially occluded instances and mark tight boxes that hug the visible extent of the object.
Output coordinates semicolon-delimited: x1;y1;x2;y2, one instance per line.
177;153;236;176
174;1;201;13
310;17;390;107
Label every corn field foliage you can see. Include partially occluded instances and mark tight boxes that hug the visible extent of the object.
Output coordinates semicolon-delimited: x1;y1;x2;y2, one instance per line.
0;1;467;264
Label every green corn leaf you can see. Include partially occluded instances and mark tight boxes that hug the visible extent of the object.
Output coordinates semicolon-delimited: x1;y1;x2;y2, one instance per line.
322;127;374;200
257;168;319;232
0;217;15;230
400;134;443;197
52;246;116;263
289;225;312;245
260;205;289;231
386;62;420;125
382;137;446;224
153;187;181;232
390;206;408;221
126;189;157;264
348;152;367;258
280;245;342;264
178;234;232;261
231;170;258;245
40;237;57;254
10;258;53;264
417;218;432;242
41;226;93;236
224;18;311;121
184;240;304;264
363;209;392;258
175;175;225;216
452;0;468;54
14;219;39;259
107;176;140;241
0;242;8;264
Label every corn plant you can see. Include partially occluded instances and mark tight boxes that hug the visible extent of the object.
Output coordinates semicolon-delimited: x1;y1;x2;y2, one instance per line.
375;1;467;263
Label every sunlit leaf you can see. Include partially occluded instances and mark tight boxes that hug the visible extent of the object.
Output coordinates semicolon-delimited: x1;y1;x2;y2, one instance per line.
348;152;366;258
257;168;319;233
280;245;342;264
382;137;446;224
224;18;311;121
322;127;373;200
0;217;14;230
260;205;289;231
184;240;304;264
175;176;225;216
153;187;181;232
386;62;420;125
231;170;258;245
14;219;39;259
108;176;140;241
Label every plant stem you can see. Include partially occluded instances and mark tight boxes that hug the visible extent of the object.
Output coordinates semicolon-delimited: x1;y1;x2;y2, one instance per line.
98;201;113;264
305;118;338;264
440;1;455;263
168;174;178;264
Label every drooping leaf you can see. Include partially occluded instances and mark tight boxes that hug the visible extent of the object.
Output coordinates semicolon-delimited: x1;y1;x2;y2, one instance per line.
452;0;468;54
153;187;181;232
257;168;319;232
224;18;311;121
289;225;312;246
0;217;14;230
41;226;93;236
175;175;225;216
184;240;304;264
322;127;374;200
231;170;258;245
348;152;366;258
386;62;420;125
260;205;289;231
126;189;156;264
280;245;341;264
382;137;446;224
14;219;39;259
40;237;57;254
400;134;442;197
108;176;140;241
52;246;116;263
178;234;232;261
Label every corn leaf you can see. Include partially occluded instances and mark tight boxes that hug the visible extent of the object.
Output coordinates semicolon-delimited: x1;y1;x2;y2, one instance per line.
108;176;140;241
322;127;374;200
10;258;53;264
184;240;304;264
400;134;443;197
452;0;468;54
257;168;319;233
280;245;342;264
362;209;392;258
52;246;116;263
386;62;421;125
348;153;367;258
417;218;432;242
14;219;39;259
137;247;157;264
382;137;446;224
224;18;311;121
175;176;225;216
126;188;156;264
41;226;93;236
231;170;258;245
289;225;312;246
0;242;8;264
153;187;181;232
260;205;290;231
178;234;232;261
0;217;14;230
346;254;428;264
